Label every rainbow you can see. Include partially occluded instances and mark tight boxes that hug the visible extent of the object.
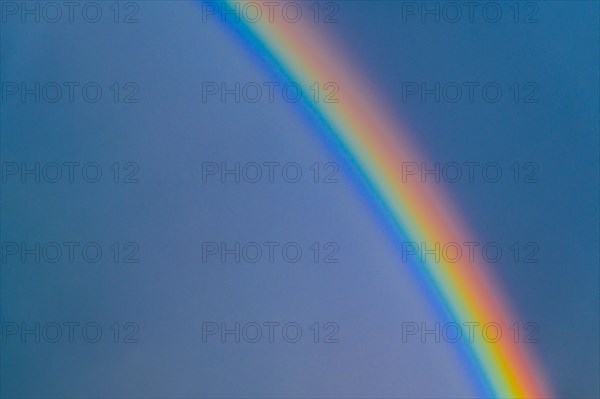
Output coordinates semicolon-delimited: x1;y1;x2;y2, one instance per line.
201;1;552;397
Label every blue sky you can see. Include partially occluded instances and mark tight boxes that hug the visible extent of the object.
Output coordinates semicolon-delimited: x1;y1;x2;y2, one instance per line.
1;1;598;398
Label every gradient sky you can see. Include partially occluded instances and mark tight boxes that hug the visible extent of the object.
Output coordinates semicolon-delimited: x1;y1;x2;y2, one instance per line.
1;1;598;398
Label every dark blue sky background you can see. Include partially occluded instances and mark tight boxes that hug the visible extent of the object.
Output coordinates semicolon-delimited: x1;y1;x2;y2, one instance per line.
1;1;598;398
